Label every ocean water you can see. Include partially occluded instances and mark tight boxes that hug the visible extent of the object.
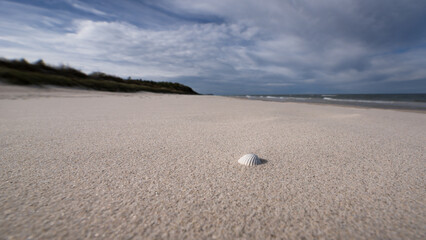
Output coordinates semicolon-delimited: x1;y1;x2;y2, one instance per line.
241;94;426;111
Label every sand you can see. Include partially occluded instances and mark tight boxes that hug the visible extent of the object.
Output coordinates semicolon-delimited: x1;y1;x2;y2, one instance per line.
0;85;425;239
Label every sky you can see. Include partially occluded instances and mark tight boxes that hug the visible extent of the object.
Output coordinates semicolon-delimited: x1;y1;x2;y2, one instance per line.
1;0;426;94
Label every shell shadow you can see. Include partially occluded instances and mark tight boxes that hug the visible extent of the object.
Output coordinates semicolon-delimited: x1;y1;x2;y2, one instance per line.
259;158;268;165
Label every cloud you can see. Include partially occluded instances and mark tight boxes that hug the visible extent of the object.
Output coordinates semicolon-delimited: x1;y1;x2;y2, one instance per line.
65;0;108;16
0;0;425;94
265;83;294;87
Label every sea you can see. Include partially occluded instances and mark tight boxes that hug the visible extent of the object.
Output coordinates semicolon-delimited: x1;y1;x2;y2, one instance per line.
240;94;426;111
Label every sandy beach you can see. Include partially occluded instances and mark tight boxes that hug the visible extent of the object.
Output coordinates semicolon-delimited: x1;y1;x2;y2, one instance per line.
0;85;425;239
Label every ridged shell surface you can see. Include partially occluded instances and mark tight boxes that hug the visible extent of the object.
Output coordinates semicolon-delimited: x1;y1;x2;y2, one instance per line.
238;154;261;166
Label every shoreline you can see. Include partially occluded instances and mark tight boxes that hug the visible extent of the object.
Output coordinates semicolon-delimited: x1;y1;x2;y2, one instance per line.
232;95;426;113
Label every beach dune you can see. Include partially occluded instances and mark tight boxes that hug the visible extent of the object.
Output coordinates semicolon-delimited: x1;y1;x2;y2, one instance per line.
0;85;425;239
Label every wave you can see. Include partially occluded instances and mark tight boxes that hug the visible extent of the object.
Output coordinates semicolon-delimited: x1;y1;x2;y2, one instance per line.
323;97;395;104
246;95;312;101
265;96;313;101
281;97;312;100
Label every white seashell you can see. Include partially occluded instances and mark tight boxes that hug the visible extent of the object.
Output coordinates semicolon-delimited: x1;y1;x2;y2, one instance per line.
238;154;261;166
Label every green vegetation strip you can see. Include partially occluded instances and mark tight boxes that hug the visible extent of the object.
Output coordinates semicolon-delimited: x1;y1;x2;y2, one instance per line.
0;58;198;95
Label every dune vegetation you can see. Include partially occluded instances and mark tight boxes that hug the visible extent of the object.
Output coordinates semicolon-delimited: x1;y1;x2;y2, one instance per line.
0;58;198;94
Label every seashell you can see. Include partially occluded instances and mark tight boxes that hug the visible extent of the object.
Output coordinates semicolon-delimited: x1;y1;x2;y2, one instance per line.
238;154;261;166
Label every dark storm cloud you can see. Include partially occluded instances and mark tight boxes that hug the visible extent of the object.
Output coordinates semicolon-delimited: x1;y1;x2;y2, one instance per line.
0;0;425;94
351;1;426;47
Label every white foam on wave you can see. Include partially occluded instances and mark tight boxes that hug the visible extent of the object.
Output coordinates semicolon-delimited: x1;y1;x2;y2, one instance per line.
323;97;394;104
282;97;312;101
